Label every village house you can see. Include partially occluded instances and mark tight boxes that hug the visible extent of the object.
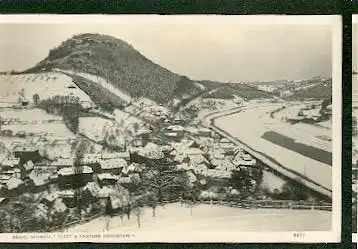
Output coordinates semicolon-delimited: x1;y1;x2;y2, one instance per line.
173;117;186;126
100;158;127;175
197;128;212;137
133;142;165;163
97;173;119;186
22;160;34;173
57;166;94;189
232;152;257;167
51;158;74;169
81;182;111;209
130;138;144;148
192;163;209;175
101;151;130;161
0;175;11;186
0;157;20;171
173;153;190;164
58;189;76;208
80;154;101;172
13;146;41;163
219;138;237;155
121;162;144;176
40;192;60;206
28;171;51;193
6;177;25;196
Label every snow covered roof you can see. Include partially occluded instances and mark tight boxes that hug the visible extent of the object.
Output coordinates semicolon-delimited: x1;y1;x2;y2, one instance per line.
6;177;23;190
51;158;74;166
1;157;20;167
51;198;68;213
109;187;130;209
43;192;59;203
13;146;38;152
58;165;93;176
97;173;119;181
220;138;231;143
203;169;231;178
187;171;197;183
167;125;185;131
100;158;127;170
138;142;165;159
188;154;208;165
101;152;130;160
198;128;211;133
59;189;75;197
183;148;203;155
118;176;132;184
84;182;113;198
174;154;187;163
176;163;189;170
32;176;49;187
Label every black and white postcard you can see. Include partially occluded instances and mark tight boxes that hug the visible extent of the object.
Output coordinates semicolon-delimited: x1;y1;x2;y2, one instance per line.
0;15;341;243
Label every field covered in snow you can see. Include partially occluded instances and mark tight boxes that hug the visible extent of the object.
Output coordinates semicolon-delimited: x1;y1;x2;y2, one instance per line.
215;103;332;191
59;70;132;104
0;108;75;139
0;73;93;107
0;108;76;159
67;203;331;233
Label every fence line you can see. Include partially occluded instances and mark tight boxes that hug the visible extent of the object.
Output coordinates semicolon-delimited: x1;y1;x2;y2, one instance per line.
48;198;332;232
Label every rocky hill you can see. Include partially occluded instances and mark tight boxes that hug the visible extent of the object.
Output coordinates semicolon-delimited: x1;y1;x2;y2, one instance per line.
25;33;204;105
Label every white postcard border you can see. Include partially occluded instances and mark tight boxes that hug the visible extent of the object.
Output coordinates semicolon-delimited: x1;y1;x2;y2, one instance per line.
0;14;342;243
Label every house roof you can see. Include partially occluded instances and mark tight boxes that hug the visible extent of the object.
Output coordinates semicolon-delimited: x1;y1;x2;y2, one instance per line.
80;154;101;164
13;146;38;152
1;157;20;167
97;173;119;181
220;138;231;143
58;165;93;176
167;125;185;131
118;176;132;184
174;154;187;163
183;148;203;155
84;182;113;198
43;192;59;203
109;187;130;209
100;158;127;170
138;142;165;159
51;158;74;166
58;189;75;197
188;155;208;165
6;177;23;190
101;152;130;159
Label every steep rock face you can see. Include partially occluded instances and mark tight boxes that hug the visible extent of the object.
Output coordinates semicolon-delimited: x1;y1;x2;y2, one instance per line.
26;33;203;104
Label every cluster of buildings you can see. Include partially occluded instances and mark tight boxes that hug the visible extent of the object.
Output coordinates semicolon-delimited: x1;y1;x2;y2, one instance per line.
0;97;261;220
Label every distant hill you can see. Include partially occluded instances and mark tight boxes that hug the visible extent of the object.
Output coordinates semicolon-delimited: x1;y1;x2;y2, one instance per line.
289;79;332;100
25;33;203;105
199;81;276;100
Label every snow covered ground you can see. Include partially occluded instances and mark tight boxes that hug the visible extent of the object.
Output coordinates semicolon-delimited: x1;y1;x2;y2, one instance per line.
67;203;331;233
0;73;94;107
59;70;132;104
261;171;286;191
0;108;75;139
215;104;332;191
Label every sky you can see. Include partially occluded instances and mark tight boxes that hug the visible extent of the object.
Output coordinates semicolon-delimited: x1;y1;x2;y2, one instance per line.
0;17;333;82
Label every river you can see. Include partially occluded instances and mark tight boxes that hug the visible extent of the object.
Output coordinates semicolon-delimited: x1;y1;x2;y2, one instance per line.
214;104;332;191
